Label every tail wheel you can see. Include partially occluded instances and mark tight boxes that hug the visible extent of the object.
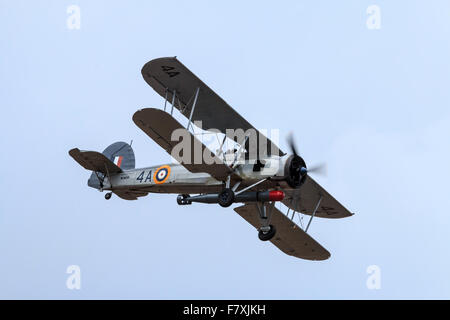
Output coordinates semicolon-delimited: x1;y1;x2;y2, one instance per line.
105;192;112;200
258;225;276;241
218;188;235;207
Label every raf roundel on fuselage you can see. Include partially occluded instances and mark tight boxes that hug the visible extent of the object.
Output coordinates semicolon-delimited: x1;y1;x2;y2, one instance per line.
153;165;171;184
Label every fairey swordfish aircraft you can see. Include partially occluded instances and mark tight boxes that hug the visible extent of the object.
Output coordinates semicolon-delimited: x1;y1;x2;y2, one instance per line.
69;57;354;261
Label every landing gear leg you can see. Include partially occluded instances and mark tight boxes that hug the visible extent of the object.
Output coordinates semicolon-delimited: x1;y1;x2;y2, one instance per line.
105;192;112;200
256;202;276;241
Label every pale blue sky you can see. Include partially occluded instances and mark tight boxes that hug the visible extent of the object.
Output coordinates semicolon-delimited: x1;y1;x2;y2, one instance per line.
1;0;450;299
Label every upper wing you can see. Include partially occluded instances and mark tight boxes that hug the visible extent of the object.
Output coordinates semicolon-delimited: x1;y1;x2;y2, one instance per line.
141;57;285;158
283;176;353;219
234;203;330;260
69;148;122;174
133;108;234;181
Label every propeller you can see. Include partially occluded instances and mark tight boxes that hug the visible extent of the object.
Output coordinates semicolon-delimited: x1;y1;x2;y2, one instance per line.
305;163;327;176
286;133;327;187
287;133;300;159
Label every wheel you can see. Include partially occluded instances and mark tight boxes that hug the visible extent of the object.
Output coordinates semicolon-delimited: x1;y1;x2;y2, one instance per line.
218;188;235;207
104;192;112;200
258;225;276;241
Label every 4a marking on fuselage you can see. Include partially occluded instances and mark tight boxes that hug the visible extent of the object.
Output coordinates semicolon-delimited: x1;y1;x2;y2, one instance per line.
136;170;153;183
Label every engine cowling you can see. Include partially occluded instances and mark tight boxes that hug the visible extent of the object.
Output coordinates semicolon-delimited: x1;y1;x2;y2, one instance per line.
284;154;307;188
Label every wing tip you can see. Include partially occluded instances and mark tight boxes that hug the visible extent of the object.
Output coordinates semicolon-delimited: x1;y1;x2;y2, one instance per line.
141;56;180;73
68;148;80;157
347;211;356;217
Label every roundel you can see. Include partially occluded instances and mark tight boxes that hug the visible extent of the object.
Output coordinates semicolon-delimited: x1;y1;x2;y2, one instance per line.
153;165;171;184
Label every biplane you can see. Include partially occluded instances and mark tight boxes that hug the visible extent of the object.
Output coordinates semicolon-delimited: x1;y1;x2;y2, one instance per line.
69;57;354;261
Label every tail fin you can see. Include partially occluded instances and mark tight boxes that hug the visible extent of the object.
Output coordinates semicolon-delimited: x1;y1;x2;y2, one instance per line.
101;141;135;170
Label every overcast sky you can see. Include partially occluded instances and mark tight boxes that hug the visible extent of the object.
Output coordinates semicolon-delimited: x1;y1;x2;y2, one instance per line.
1;0;450;299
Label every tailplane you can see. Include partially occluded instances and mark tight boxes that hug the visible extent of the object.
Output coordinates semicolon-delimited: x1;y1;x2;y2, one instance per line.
68;141;135;190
